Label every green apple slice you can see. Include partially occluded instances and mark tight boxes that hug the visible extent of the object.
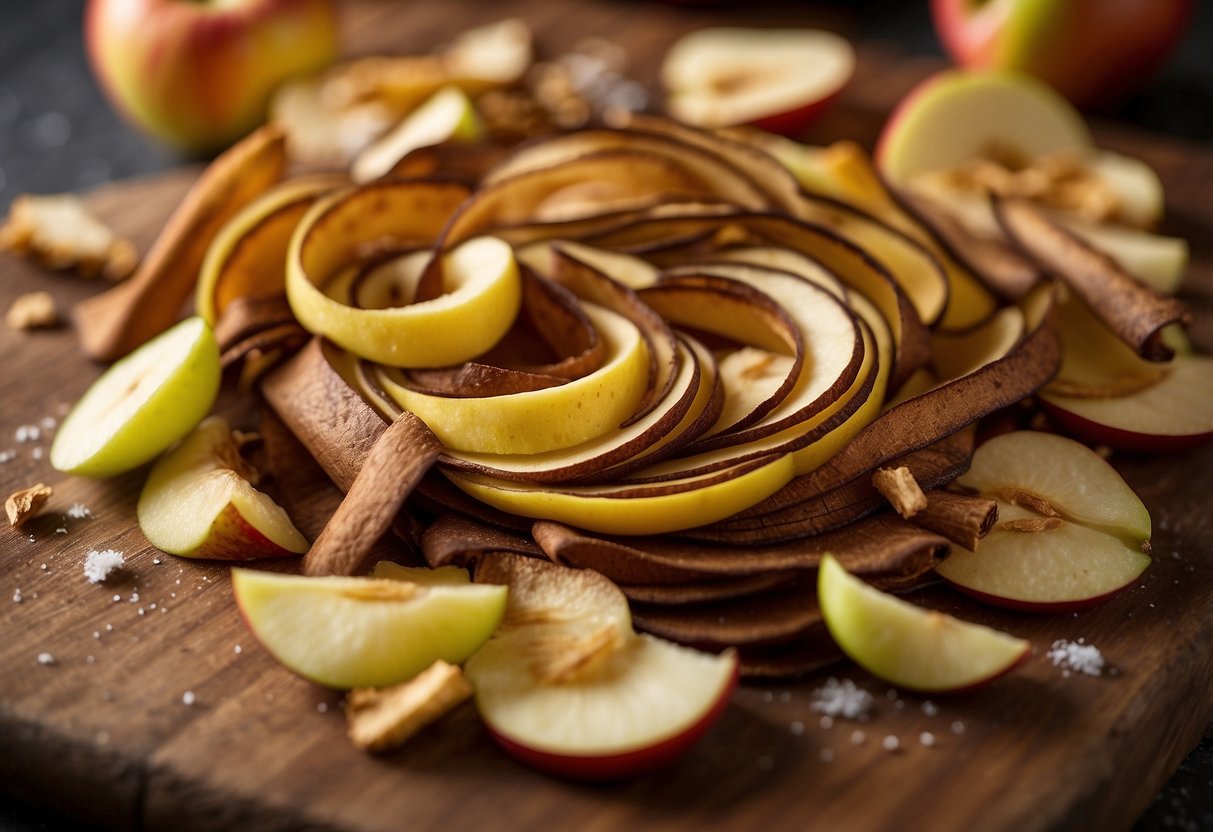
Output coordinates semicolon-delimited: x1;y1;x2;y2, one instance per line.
231;568;507;689
818;554;1030;692
51;316;220;478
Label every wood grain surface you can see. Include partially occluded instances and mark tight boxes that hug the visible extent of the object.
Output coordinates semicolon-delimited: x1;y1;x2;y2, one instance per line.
2;2;1212;830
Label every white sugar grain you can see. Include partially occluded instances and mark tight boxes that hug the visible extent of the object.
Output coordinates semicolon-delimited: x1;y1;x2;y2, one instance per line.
83;549;125;584
810;677;874;720
1047;638;1104;676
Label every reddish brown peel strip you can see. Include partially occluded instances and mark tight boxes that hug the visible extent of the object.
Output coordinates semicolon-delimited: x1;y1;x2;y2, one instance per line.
302;412;442;577
993;196;1188;361
75;125;287;361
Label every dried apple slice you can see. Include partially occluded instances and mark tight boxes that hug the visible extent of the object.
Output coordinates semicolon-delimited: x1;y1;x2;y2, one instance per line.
445;454;795;536
465;554;737;780
196;176;343;326
376;304;649;454
937;430;1152;610
286;181;522;367
231;568;507;689
818;554;1029;692
51;316;220;478
138;417;308;559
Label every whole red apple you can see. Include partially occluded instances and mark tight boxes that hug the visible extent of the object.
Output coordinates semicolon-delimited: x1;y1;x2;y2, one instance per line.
931;0;1193;108
86;0;339;152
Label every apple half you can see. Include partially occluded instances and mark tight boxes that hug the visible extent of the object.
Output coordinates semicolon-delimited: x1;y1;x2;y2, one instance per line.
138;416;309;560
465;554;738;780
818;553;1030;693
937;431;1152;611
231;567;507;689
877;69;1163;228
662;27;854;136
51;316;220;478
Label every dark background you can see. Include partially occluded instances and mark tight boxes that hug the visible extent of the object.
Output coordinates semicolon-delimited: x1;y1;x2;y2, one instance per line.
0;1;1209;829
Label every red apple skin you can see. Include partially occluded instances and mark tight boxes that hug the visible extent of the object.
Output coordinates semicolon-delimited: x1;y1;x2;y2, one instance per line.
1041;399;1213;454
86;0;339;152
750;86;847;138
189;502;301;560
944;578;1139;615
487;659;739;781
931;0;1193;108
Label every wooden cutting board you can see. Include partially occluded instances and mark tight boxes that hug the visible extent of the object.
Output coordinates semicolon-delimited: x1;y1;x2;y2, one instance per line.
2;2;1212;830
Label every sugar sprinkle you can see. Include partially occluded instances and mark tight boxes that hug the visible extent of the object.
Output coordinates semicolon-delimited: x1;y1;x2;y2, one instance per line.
1047;638;1105;676
37;652;55;665
83;549;125;584
810;677;874;720
67;503;92;519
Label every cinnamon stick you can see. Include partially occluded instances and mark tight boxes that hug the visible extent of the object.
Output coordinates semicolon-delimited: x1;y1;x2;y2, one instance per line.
993;195;1188;361
301;412;441;576
74;125;286;361
911;490;998;551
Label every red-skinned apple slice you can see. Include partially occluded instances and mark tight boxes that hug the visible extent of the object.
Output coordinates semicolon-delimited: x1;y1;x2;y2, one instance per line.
465;554;737;780
138;416;308;559
818;554;1030;693
937;430;1152;610
662;27;854;136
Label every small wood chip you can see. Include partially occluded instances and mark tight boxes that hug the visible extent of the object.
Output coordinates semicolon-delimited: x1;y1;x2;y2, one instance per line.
6;291;58;330
347;661;472;752
6;483;52;527
872;466;928;519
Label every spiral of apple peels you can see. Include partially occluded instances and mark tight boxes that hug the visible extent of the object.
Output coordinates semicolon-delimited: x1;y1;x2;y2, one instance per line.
229;119;1083;675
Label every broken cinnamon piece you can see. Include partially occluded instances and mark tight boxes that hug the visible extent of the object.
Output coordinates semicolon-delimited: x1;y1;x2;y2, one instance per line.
6;291;58;330
6;483;52;527
871;466;928;519
74;124;287;361
301;412;442;576
992;195;1188;361
0;193;137;281
346;660;472;753
911;490;998;551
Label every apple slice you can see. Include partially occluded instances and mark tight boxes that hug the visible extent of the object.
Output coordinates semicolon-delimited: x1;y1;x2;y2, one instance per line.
817;553;1030;693
465;554;737;780
51;316;220;478
137;416;308;559
877;69;1163;227
1042;354;1213;452
936;431;1152;610
231;567;507;689
662;27;854;136
878;69;1090;182
352;85;483;184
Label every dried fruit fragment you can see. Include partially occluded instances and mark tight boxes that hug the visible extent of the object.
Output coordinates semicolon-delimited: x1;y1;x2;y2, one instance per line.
0;194;137;281
346;660;472;753
871;466;927;519
6;483;52;527
6;291;58;330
